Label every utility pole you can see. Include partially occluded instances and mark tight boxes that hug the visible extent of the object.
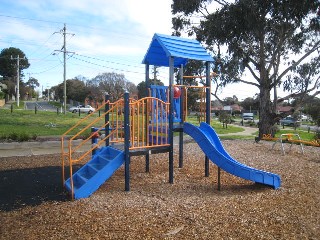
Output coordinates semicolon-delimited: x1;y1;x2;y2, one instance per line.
63;23;67;114
54;23;74;114
11;55;25;107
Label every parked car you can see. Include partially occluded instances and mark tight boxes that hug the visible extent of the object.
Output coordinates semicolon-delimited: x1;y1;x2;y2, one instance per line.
300;114;312;122
69;105;95;114
300;115;308;121
279;116;300;126
242;113;254;120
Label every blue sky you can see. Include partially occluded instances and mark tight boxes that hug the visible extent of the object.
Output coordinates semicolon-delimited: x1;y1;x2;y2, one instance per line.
0;0;259;100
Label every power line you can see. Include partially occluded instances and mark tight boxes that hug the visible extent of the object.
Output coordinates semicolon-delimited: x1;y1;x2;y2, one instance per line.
0;14;149;42
0;14;62;25
71;55;144;75
73;53;144;69
25;64;62;75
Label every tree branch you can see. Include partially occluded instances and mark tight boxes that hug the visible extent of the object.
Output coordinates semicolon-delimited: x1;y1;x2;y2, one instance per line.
213;0;228;6
234;77;260;88
245;62;261;83
277;78;320;103
267;24;290;74
278;40;320;80
247;55;259;69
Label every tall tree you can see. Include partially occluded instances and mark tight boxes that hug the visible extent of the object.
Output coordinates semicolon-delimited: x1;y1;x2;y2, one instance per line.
52;79;89;103
304;96;320;127
241;96;260;112
137;79;164;99
0;47;30;99
26;77;40;91
86;72;137;102
0;47;30;79
172;0;320;137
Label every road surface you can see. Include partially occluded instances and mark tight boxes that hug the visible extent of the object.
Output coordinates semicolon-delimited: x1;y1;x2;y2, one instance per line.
25;101;59;112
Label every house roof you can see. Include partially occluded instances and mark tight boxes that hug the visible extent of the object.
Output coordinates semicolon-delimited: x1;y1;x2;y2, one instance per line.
142;33;214;67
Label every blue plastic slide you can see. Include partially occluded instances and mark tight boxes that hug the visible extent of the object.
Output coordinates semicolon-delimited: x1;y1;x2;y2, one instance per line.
183;122;281;189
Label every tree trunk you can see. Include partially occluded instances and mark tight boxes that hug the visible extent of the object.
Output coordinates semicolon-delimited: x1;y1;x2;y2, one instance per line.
258;87;274;138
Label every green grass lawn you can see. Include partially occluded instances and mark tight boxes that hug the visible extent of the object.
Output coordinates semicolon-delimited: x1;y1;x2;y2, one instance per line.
186;116;245;134
0;109;103;141
274;129;316;141
0;108;317;142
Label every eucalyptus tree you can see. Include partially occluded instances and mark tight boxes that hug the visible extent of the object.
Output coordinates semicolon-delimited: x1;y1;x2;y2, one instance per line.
172;0;320;136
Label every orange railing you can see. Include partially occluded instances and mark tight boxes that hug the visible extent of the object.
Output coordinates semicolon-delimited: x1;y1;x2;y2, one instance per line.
61;96;171;197
129;97;170;149
61;98;126;191
174;85;208;122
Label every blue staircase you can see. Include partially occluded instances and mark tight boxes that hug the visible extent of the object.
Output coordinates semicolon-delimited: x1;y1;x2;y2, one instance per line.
65;146;124;199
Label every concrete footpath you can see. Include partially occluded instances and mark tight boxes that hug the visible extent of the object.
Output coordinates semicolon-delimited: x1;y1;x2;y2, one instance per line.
0;125;257;158
0;139;92;158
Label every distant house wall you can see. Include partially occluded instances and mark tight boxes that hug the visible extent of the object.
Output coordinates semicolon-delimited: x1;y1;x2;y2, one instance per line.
0;99;5;107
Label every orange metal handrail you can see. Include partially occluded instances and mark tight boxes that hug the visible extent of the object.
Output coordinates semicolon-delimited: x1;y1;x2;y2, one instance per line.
173;85;208;122
183;72;218;78
61;96;173;199
129;97;170;150
61;98;125;195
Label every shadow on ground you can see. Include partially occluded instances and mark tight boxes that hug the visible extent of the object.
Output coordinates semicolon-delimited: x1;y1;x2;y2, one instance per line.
0;165;82;212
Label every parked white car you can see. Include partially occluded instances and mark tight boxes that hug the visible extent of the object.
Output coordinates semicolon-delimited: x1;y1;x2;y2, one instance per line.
242;113;254;120
300;115;309;121
69;105;95;114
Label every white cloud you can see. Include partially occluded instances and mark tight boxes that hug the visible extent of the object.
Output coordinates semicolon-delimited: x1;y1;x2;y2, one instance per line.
71;34;145;56
124;0;173;36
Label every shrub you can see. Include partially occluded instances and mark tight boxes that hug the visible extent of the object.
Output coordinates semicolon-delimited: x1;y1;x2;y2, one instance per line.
8;132;18;141
5;132;32;142
18;132;31;142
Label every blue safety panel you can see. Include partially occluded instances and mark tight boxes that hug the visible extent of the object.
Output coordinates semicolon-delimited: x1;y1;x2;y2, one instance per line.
142;33;214;67
65;146;124;199
149;85;181;122
183;122;281;189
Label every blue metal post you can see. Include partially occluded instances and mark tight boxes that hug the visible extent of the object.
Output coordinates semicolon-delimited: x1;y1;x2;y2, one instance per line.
179;64;184;168
124;91;130;191
91;127;97;156
169;57;174;184
205;61;211;177
145;63;150;172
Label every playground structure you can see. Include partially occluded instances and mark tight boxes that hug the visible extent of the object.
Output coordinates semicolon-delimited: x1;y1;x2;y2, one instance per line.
61;33;281;200
260;133;320;155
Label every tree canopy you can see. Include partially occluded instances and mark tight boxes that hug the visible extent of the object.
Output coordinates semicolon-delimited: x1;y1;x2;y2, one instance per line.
0;47;30;99
0;47;30;79
52;79;89;103
172;0;320;136
85;72;137;102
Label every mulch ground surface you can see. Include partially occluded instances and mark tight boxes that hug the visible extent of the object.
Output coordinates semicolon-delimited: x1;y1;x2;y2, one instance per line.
0;140;319;239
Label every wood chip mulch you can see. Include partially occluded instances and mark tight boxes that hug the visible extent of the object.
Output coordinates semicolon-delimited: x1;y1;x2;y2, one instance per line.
0;140;319;239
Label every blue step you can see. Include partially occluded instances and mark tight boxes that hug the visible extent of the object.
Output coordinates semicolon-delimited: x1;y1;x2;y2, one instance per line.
65;146;124;199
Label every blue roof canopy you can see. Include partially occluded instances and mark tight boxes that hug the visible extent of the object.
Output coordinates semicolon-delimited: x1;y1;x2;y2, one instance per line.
142;33;214;67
